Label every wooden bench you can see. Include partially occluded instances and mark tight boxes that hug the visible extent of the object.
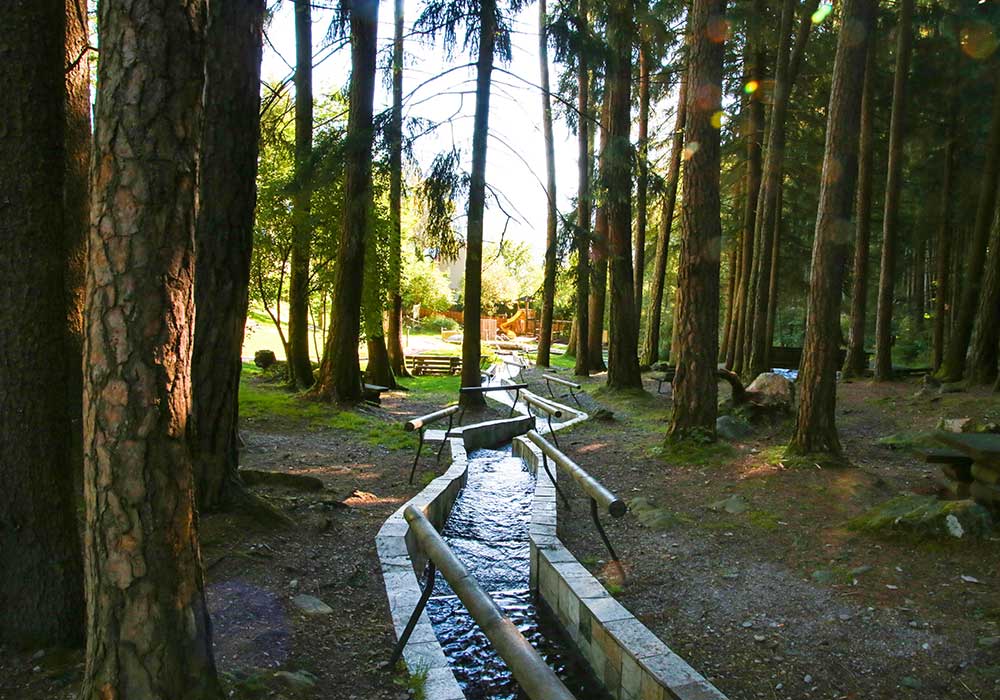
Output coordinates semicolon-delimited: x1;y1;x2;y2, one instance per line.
363;383;389;404
650;367;746;404
542;373;582;407
406;354;461;376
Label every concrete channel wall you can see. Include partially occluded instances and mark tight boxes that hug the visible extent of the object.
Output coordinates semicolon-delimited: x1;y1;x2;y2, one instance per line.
514;436;728;700
376;415;534;700
378;375;726;700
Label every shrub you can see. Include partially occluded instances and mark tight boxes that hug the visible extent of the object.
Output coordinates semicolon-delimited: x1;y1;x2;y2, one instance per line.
418;314;459;332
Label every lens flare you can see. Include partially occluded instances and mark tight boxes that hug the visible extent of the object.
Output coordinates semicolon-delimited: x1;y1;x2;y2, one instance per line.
711;111;726;129
744;80;760;95
961;21;998;60
812;2;833;24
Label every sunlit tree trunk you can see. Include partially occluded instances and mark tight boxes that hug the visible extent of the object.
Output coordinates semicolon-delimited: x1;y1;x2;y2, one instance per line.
842;38;877;379
288;0;315;388
315;0;380;403
387;0;410;378
81;1;222;696
937;77;1000;382
588;93;611;372
459;0;497;406
191;0;266;509
873;0;915;381
668;0;726;437
537;0;558;368
633;40;651;323
790;0;874;456
0;0;84;648
642;72;688;367
573;1;591;377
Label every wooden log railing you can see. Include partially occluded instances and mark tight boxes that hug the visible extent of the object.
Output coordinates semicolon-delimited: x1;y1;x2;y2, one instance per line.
542;373;582;407
403;405;462;484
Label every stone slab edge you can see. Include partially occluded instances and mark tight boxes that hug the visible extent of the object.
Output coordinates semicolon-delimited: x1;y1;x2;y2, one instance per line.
513;436;729;700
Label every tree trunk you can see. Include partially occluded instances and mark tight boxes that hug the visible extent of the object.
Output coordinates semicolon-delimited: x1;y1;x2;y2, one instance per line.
731;25;765;378
0;0;84;648
668;0;726;438
65;0;91;482
937;76;1000;381
633;40;651;322
387;0;410;378
82;1;222;696
842;37;877;379
931;87;956;371
459;0;497;406
873;0;915;381
604;0;642;390
191;0;266;510
969;210;1000;384
642;73;688;367
288;0;315;389
315;0;380;403
764;181;782;351
565;316;578;357
912;225;927;332
573;4;591;377
588;94;611;373
789;0;874;456
745;0;800;381
536;0;558;368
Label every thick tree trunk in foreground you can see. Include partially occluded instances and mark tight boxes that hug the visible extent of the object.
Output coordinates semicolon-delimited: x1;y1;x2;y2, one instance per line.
82;1;221;697
938;77;1000;382
969;211;1000;384
536;0;558;368
668;0;726;438
842;38;877;379
288;0;315;389
588;95;611;373
633;41;651;322
873;0;915;381
387;0;410;378
315;0;380;403
0;0;84;648
192;0;266;511
573;4;591;376
459;0;497;406
66;0;91;478
789;0;873;456
642;73;688;367
605;0;642;390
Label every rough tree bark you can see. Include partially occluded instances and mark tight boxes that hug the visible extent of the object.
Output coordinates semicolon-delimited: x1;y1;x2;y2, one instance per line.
0;0;84;648
633;40;651;322
873;0;915;381
605;0;642;389
459;0;498;406
81;0;222;697
937;75;1000;382
842;38;877;379
642;72;688;367
288;0;315;389
387;0;411;378
573;0;591;377
931;86;957;371
668;0;726;438
789;0;874;456
191;0;266;511
969;210;1000;384
588;94;611;373
537;0;558;368
315;0;380;403
764;181;782;350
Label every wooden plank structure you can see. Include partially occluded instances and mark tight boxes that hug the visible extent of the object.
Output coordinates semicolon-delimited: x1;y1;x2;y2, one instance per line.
934;432;1000;507
405;354;461;376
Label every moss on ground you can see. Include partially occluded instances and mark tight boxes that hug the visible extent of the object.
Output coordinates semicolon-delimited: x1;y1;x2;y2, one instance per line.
848;494;993;539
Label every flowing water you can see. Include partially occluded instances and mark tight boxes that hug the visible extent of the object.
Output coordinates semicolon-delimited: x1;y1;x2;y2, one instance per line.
424;446;610;700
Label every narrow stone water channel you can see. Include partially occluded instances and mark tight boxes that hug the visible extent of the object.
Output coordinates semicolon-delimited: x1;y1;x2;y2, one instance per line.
424;444;611;699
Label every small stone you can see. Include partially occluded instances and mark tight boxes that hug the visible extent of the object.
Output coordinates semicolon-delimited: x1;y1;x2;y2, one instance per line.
742;620;754;629
803;674;813;684
754;634;766;642
291;594;333;615
978;636;1000;648
838;613;851;621
850;565;873;576
900;676;922;689
289;579;299;589
811;569;836;584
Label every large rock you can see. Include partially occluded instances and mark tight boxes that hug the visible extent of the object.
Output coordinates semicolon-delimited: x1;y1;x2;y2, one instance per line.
745;372;795;411
716;414;752;441
291;594;333;615
849;494;993;539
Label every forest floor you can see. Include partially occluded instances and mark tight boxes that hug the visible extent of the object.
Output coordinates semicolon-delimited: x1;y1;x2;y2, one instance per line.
3;356;998;700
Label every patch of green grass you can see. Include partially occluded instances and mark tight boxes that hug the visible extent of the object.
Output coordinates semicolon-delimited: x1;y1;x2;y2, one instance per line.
755;445;788;466
747;509;782;531
549;353;577;370
403;374;462;405
393;662;429;700
875;430;936;450
650;437;737;467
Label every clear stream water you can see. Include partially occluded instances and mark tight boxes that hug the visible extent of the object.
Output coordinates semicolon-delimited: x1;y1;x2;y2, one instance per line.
424;446;611;700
